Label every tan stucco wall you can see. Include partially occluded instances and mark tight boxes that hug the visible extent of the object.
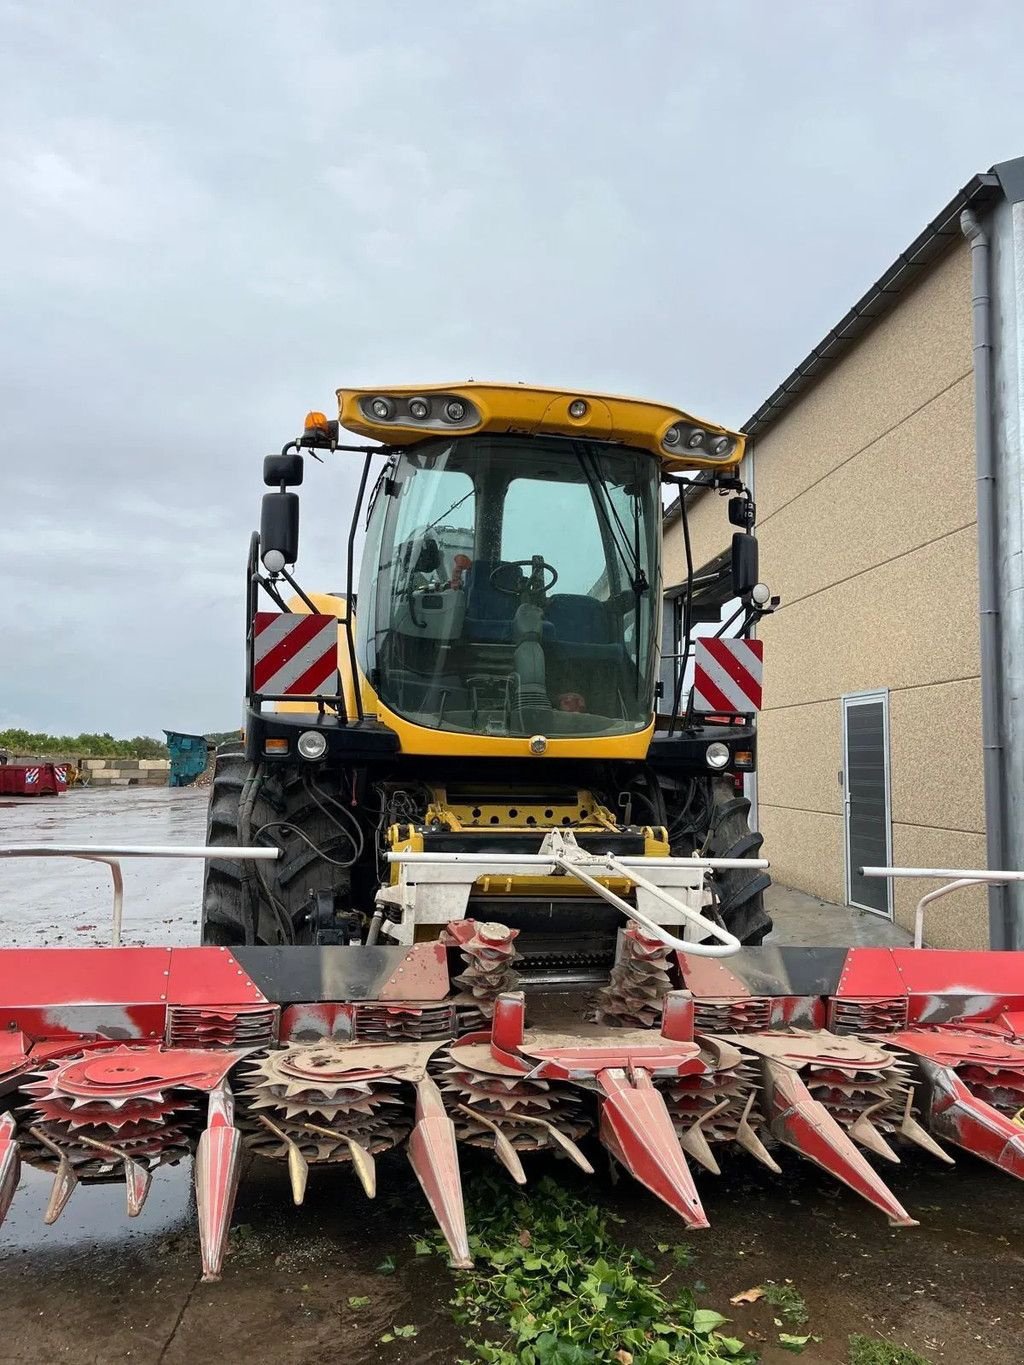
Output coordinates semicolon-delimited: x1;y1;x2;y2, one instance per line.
751;243;986;947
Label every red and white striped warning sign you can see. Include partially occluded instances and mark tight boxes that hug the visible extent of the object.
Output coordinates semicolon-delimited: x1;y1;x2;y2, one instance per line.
693;638;763;713
24;768;39;785
252;613;339;697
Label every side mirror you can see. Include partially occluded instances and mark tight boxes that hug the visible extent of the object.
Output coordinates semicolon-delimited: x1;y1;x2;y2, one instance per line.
731;532;759;596
261;491;299;569
263;453;304;487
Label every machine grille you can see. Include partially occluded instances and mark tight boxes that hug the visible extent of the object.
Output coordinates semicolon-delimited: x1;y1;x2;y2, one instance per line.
829;997;909;1034
166;1005;278;1048
693;997;773;1032
353;1002;458;1042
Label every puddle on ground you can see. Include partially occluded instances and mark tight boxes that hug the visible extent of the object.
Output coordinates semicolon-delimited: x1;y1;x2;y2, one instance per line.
1;1160;194;1253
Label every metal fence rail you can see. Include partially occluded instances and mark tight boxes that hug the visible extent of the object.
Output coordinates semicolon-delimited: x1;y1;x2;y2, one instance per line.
0;844;280;946
861;865;1024;948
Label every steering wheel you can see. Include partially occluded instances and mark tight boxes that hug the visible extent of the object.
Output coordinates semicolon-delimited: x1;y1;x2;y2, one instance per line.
489;558;559;596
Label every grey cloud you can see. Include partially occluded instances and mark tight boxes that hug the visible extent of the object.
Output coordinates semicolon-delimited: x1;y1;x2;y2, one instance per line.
0;0;1021;734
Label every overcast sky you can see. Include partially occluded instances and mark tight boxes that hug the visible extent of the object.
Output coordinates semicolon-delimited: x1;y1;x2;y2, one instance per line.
1;0;1021;738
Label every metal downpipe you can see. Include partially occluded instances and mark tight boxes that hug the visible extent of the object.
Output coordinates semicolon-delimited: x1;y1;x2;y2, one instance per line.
961;209;1011;947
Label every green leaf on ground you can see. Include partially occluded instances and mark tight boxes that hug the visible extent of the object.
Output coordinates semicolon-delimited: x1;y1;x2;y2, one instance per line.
416;1174;758;1365
693;1309;728;1334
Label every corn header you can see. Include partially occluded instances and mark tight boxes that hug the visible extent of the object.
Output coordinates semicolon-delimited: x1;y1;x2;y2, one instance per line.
3;381;1022;1279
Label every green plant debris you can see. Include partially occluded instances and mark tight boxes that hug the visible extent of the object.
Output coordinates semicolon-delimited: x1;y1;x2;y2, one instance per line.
381;1325;419;1342
848;1335;932;1365
348;1295;371;1308
762;1282;809;1328
424;1175;757;1364
778;1336;812;1355
376;1253;397;1275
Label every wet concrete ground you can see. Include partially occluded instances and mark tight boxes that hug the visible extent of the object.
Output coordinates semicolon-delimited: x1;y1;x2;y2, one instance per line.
2;787;1019;1365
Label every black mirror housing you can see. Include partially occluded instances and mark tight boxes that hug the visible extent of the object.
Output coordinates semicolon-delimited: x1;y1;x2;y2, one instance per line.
731;532;759;596
261;491;299;566
263;453;304;488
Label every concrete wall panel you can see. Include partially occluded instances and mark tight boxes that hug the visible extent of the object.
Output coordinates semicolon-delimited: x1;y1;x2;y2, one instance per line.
756;701;843;816
760;525;980;709
757;373;976;606
890;825;988;948
758;804;845;906
888;677;984;834
754;247;973;521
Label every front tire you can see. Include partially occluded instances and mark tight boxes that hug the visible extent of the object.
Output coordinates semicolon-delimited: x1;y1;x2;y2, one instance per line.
705;778;772;945
201;743;249;945
200;745;357;946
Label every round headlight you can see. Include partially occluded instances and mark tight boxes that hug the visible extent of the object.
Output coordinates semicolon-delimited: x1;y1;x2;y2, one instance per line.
705;741;730;770
370;397;394;420
297;729;328;761
444;399;466;422
686;428;706;449
710;435;734;457
568;398;588;419
751;582;771;606
408;397;430;419
262;549;285;573
663;425;681;447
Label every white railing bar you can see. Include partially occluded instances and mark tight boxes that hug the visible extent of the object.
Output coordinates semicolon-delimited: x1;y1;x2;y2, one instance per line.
860;866;1024;883
388;847;751;958
558;852;741;958
389;852;768;871
0;845;280;860
0;845;280;946
860;866;1023;949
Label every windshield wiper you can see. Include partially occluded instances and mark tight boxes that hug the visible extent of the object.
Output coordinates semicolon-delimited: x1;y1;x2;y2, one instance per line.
573;445;647;594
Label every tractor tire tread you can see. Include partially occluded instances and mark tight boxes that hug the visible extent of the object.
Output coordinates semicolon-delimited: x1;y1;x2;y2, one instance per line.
706;781;773;946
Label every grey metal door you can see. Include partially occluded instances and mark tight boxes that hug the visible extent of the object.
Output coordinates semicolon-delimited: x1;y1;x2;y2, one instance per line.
842;691;892;917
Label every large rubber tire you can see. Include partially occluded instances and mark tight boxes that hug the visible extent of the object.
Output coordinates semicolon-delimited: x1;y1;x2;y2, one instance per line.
705;778;773;945
201;743;250;945
200;745;356;946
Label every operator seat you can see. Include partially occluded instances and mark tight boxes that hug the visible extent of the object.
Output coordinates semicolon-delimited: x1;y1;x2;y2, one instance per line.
544;594;620;659
463;560;554;644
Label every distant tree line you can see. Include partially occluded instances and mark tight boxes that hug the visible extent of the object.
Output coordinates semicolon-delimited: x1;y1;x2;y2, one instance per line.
0;730;169;759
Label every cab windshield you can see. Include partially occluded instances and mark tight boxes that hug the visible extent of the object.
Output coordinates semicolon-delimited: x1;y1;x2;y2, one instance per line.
357;435;660;738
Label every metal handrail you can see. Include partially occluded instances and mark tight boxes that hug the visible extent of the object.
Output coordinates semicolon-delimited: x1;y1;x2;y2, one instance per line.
389;842;769;957
0;844;280;946
860;865;1024;948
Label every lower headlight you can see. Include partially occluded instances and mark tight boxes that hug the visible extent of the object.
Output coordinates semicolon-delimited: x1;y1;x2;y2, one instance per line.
297;729;328;760
705;741;730;770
